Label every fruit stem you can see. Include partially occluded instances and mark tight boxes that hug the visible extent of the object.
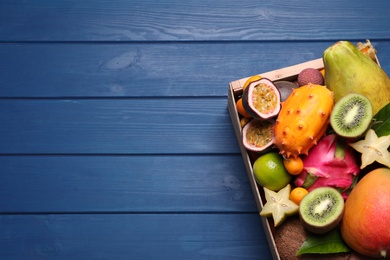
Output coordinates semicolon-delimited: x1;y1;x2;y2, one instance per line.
302;173;318;189
334;139;346;159
380;250;387;258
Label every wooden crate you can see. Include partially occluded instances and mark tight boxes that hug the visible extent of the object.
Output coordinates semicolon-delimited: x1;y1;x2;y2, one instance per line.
227;53;380;259
227;58;325;260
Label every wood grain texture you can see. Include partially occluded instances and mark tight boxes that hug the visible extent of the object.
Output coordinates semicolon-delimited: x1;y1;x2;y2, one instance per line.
0;98;239;154
1;0;390;41
0;155;257;213
2;41;390;98
2;0;390;259
0;42;326;98
0;214;272;259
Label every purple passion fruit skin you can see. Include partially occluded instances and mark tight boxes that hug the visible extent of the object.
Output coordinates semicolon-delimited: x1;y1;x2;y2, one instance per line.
242;78;281;120
242;119;274;152
274;81;297;101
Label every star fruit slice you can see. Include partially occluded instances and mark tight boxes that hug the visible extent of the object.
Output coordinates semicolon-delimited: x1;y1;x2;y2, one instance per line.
349;129;390;169
260;184;299;227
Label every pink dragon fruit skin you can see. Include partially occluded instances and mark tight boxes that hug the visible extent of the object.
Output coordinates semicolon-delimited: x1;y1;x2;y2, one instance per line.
294;134;360;199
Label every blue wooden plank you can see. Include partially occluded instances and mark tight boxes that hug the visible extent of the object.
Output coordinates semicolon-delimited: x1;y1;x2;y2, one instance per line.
1;0;390;41
0;213;272;260
0;98;241;154
0;41;323;98
1;1;388;259
0;155;257;213
2;41;390;98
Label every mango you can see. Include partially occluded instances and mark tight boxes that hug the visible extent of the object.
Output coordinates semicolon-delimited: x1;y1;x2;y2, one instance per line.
341;168;390;258
323;41;390;115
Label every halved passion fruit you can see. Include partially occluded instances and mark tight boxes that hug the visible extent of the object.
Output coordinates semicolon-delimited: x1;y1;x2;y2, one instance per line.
242;119;274;152
242;77;281;120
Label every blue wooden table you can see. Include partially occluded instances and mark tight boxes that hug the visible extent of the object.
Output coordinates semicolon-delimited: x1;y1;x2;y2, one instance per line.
1;1;390;259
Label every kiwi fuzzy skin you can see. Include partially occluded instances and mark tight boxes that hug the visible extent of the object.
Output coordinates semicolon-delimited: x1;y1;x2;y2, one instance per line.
300;208;344;234
299;187;344;234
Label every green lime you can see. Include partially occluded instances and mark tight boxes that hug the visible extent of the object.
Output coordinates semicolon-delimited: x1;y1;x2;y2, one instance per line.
253;152;291;191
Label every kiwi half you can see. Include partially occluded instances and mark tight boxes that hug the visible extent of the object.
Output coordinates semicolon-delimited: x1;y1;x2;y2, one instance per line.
299;187;344;234
330;93;373;138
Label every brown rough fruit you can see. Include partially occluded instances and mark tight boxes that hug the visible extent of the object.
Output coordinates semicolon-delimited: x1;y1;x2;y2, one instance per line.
273;216;363;259
297;68;324;86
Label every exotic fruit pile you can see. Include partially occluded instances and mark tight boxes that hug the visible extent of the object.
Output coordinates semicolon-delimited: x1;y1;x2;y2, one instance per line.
236;40;390;258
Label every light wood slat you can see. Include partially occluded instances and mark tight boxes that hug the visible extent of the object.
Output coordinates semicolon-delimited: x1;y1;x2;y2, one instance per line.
229;58;324;93
0;155;257;213
0;213;272;259
0;98;240;154
1;0;390;41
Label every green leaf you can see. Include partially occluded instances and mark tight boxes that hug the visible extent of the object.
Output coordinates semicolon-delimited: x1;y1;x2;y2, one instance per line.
372;102;390;137
296;229;350;255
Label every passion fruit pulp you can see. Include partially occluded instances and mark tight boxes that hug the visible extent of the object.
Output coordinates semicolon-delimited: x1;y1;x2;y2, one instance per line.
242;78;281;120
242;119;274;152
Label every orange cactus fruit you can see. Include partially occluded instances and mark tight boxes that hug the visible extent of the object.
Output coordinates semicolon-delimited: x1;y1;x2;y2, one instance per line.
273;83;334;158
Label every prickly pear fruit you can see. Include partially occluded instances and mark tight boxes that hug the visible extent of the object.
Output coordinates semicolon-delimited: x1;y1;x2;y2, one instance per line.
323;41;390;115
273;83;334;158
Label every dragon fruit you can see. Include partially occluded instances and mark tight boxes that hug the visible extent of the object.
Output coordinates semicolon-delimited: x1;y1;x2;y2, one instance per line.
294;134;360;198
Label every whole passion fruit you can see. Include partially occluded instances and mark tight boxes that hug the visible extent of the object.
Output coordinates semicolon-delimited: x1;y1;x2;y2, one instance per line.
242;119;274;152
274;80;297;101
242;78;281;120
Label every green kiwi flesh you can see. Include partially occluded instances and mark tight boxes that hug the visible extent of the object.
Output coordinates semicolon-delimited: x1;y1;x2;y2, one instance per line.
330;93;373;138
299;187;344;234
